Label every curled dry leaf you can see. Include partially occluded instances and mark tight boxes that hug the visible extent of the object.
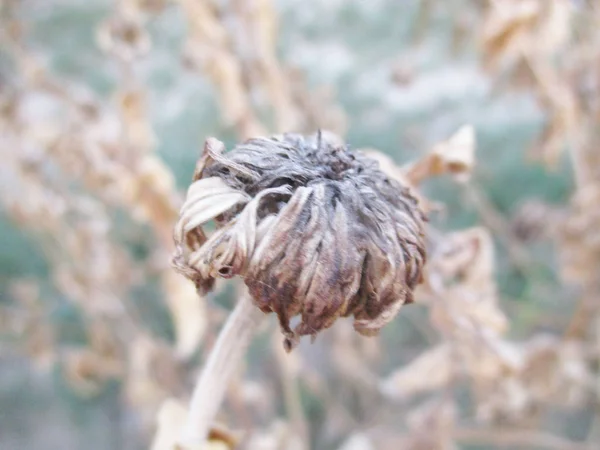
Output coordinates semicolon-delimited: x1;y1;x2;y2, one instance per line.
173;132;427;350
404;125;476;186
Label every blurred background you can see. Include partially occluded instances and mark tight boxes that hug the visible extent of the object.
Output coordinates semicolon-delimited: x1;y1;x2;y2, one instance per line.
1;0;599;449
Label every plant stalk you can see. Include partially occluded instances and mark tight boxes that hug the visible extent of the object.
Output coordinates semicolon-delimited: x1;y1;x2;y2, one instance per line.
178;295;263;448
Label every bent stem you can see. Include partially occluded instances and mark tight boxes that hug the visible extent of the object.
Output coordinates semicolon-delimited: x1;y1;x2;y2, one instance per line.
178;295;264;448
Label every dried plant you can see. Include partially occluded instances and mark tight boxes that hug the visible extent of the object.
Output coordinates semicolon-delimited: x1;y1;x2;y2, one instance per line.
2;1;600;450
174;133;427;350
171;131;427;446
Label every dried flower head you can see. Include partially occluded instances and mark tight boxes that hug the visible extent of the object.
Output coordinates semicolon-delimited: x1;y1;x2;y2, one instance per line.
173;132;427;350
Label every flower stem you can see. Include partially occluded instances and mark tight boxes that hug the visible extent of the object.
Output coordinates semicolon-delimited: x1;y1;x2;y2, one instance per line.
178;295;263;448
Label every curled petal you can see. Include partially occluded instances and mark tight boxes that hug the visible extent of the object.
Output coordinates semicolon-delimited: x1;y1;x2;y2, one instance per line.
174;177;250;244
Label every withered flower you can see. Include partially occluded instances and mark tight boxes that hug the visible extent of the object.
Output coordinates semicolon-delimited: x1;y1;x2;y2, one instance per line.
173;132;427;350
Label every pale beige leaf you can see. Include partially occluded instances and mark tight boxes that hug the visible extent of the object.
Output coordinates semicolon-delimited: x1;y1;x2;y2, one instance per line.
432;125;476;181
404;125;476;185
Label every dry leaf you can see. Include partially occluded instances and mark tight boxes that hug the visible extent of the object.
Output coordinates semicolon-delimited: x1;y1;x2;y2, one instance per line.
404;125;476;185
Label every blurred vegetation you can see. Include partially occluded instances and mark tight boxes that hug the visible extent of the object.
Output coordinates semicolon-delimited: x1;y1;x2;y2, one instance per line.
1;1;599;449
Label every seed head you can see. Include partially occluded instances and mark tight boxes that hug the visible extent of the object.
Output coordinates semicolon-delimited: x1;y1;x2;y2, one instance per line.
173;132;427;350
